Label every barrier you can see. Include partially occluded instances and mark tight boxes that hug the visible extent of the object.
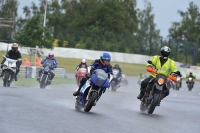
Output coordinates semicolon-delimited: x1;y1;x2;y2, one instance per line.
0;66;66;78
1;42;200;79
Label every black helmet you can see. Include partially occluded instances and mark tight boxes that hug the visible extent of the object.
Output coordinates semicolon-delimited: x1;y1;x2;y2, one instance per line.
161;46;171;59
190;72;192;75
114;64;119;68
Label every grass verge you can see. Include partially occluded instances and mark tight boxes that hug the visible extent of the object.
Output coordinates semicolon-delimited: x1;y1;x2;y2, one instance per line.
4;78;75;87
0;51;147;76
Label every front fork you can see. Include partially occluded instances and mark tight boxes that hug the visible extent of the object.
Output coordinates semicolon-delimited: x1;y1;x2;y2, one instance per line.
40;74;48;84
86;86;101;103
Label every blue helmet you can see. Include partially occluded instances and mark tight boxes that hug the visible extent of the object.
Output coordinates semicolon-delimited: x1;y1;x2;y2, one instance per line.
100;52;111;66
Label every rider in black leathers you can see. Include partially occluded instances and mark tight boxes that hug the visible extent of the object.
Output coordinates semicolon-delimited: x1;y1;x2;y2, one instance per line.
0;43;22;81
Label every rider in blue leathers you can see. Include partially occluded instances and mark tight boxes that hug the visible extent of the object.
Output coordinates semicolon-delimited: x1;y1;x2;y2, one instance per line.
73;52;112;96
37;52;58;82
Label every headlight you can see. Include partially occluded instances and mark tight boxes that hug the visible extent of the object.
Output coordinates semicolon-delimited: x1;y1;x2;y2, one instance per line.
177;77;180;82
8;63;12;67
158;78;164;85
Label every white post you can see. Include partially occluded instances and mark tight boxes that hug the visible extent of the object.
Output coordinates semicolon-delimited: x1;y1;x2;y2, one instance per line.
43;0;48;27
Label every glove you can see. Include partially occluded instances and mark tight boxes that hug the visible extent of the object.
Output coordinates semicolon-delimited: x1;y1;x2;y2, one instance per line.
175;71;182;77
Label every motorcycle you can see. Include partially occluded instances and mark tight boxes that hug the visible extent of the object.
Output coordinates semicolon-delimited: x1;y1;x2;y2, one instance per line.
121;73;128;85
187;77;194;91
75;69;113;112
1;55;21;87
140;60;177;114
111;69;121;91
38;60;54;89
76;68;87;86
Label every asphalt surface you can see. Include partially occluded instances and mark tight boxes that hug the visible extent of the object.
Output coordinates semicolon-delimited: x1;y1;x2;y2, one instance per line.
0;76;200;133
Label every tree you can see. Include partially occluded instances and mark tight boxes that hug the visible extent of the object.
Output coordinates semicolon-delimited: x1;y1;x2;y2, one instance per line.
15;14;54;49
137;0;160;55
168;2;200;64
0;0;18;42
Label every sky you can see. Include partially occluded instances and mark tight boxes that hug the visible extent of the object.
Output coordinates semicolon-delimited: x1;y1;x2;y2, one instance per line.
17;0;200;38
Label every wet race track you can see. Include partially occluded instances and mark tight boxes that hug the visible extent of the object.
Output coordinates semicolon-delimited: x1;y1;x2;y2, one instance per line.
0;76;200;133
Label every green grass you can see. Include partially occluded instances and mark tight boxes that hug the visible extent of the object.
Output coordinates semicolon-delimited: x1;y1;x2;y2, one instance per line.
10;78;75;87
0;51;147;76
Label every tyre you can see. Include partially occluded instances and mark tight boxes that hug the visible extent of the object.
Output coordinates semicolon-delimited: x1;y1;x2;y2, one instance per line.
140;102;147;112
84;91;98;112
40;76;46;89
148;92;160;114
3;71;10;87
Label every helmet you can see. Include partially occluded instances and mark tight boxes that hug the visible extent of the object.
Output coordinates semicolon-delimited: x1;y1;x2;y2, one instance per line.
114;64;119;68
81;59;86;64
11;43;18;52
48;52;54;59
161;46;171;59
100;52;111;66
189;72;192;75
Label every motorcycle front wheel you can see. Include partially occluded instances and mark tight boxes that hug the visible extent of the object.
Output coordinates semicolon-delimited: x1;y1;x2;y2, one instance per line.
84;91;98;112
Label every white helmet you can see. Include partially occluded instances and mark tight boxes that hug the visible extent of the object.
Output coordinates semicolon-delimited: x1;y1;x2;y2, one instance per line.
81;59;86;63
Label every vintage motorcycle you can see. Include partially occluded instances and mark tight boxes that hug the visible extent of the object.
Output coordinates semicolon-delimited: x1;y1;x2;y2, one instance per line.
110;69;121;91
38;60;55;89
76;68;87;86
140;60;177;114
187;77;194;91
75;69;113;112
1;55;21;87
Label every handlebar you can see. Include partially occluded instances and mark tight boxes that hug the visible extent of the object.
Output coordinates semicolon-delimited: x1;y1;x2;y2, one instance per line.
146;67;177;82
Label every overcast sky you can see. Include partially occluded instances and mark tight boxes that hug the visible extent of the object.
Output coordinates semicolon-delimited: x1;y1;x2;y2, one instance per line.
17;0;200;38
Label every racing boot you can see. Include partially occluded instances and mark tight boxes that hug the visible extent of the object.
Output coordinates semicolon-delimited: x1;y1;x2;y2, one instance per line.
14;74;18;81
73;87;81;96
15;69;19;81
73;78;87;96
0;72;3;77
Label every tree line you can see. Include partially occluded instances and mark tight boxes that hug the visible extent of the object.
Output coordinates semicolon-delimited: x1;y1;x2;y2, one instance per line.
0;0;200;64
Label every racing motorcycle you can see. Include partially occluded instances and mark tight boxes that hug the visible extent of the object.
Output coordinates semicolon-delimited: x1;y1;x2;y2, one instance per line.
187;77;194;91
75;69;113;112
110;69;121;91
38;60;54;89
76;68;87;86
1;55;21;87
140;60;177;114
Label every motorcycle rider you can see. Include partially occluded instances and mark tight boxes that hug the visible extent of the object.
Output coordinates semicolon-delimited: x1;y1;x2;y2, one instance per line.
137;46;181;105
0;43;22;81
75;59;88;75
73;52;112;96
186;72;196;86
75;59;88;85
112;64;122;87
37;52;58;83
